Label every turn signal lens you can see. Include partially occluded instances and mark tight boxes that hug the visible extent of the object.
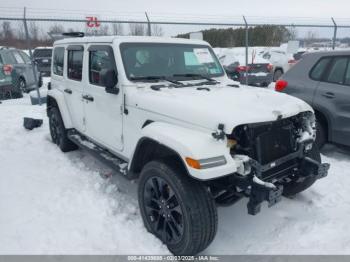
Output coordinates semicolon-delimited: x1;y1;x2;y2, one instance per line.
185;157;201;169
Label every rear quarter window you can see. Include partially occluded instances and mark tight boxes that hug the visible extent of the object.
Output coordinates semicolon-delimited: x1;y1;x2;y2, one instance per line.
310;57;332;81
326;57;348;84
53;47;64;76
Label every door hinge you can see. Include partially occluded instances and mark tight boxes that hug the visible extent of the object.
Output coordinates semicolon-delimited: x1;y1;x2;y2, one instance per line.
83;117;86;126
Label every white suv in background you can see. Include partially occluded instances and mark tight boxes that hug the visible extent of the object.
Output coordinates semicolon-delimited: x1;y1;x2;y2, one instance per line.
261;49;304;81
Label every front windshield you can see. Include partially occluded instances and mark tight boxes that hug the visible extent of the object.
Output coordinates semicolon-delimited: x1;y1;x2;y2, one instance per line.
120;43;224;80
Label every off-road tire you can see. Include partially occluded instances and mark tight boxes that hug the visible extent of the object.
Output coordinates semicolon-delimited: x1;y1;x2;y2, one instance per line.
282;146;321;196
48;107;77;152
315;118;327;149
138;160;218;255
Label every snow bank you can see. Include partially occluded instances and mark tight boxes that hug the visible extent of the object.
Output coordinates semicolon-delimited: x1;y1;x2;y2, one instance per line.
0;98;168;255
1;96;350;255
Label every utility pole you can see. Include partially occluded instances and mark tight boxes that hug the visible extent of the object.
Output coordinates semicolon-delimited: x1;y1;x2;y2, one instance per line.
145;12;152;36
23;7;41;105
243;16;249;86
331;17;337;50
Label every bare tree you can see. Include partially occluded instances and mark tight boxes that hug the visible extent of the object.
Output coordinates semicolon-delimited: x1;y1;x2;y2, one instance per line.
16;26;26;40
49;24;65;34
129;23;146;36
112;23;124;35
151;24;163;36
1;21;14;39
29;21;39;41
288;26;298;40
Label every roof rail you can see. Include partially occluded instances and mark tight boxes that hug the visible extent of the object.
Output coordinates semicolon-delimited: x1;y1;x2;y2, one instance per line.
62;32;85;38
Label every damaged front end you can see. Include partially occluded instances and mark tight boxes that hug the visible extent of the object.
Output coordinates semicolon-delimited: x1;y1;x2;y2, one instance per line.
210;112;330;215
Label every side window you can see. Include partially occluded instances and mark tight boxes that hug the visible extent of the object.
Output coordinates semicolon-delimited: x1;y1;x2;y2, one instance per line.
53;47;64;76
67;49;83;81
13;51;25;64
89;47;115;86
326;57;348;84
310;57;331;81
19;51;31;63
2;52;16;64
263;52;271;60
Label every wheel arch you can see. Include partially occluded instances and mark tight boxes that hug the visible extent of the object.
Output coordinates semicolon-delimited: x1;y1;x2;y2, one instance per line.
128;137;189;179
314;108;331;142
47;91;73;129
274;67;284;73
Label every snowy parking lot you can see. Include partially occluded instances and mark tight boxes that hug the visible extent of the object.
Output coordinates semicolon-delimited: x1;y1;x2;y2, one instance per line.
1;95;350;255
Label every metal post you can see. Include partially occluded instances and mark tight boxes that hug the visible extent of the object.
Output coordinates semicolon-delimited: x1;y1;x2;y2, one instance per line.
23;7;41;105
243;16;249;85
145;12;152;36
331;17;337;50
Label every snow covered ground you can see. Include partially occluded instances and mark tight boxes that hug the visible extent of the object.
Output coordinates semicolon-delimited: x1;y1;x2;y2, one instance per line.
1;94;350;255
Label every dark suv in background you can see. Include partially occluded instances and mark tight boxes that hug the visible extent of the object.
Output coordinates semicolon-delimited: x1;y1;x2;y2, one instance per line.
0;47;41;99
33;47;52;76
275;50;350;148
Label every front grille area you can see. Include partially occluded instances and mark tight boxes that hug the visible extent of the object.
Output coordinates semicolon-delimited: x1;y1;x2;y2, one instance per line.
230;116;299;166
255;123;295;164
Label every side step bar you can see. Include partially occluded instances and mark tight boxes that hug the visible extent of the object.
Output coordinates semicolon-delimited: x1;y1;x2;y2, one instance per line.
67;130;128;176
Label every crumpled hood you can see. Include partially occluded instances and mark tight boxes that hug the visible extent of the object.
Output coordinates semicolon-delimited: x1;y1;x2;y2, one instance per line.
128;84;313;133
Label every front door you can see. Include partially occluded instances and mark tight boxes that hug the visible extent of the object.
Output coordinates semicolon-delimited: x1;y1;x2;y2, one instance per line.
314;56;350;145
83;44;123;152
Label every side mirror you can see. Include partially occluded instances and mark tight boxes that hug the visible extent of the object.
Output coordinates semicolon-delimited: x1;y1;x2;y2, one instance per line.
100;68;119;95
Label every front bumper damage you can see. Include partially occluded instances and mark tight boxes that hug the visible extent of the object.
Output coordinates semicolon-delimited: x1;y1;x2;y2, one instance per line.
232;145;330;215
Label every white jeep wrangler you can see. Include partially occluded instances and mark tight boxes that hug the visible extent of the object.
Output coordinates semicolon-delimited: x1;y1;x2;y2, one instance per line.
47;35;329;255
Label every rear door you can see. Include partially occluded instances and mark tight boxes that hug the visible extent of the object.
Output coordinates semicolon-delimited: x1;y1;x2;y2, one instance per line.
83;44;123;151
64;45;86;132
313;56;350;145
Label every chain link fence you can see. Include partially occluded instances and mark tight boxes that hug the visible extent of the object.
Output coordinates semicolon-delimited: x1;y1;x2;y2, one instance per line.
1;8;350;99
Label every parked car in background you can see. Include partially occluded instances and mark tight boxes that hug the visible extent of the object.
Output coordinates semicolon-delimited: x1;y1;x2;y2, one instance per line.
261;49;305;81
0;47;41;99
215;48;273;87
33;47;52;76
275;50;350;148
0;61;13;99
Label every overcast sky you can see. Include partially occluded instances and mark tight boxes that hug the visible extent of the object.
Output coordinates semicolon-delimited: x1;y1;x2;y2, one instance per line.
1;0;350;38
2;0;350;19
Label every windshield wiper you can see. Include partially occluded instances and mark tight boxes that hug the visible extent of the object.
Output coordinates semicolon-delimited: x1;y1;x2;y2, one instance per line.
172;73;218;83
129;76;183;85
